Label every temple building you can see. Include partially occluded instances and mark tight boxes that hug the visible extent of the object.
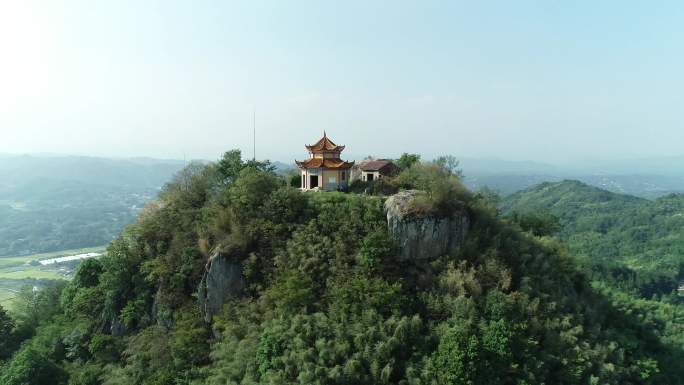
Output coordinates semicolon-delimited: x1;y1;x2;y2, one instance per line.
296;133;354;191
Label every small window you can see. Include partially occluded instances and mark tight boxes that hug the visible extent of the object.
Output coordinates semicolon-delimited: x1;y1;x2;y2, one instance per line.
341;171;345;180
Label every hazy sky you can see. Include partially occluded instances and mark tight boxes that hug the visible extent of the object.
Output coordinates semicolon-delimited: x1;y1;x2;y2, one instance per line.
1;1;683;163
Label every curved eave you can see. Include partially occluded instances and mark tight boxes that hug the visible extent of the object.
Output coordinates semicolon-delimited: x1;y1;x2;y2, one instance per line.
305;145;345;152
295;159;354;170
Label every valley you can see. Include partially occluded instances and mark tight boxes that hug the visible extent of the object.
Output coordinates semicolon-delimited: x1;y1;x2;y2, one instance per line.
0;154;185;257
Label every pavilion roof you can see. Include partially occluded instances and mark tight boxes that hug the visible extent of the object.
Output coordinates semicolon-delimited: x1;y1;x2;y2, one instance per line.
306;132;345;152
295;157;354;170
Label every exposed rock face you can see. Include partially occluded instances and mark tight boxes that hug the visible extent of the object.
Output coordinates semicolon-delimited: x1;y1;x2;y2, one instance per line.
198;252;245;322
385;190;469;261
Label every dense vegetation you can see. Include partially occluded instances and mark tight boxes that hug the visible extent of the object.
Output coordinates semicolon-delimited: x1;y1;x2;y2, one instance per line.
503;180;684;299
1;154;683;384
0;155;184;256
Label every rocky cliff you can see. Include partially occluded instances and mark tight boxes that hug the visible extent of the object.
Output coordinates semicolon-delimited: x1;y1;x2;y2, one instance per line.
385;190;469;260
197;251;245;322
197;191;470;322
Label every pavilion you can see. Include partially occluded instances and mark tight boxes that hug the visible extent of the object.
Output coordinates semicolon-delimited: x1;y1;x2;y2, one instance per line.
296;133;354;191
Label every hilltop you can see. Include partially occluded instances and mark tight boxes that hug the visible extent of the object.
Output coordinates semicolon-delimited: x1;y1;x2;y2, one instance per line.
502;180;644;228
1;153;683;385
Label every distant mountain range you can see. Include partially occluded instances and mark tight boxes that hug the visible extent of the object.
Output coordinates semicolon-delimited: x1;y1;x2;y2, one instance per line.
456;157;684;199
0;154;185;190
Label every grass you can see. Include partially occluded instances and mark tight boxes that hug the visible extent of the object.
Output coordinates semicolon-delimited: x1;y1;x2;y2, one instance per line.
0;256;38;269
0;268;65;280
0;280;23;310
0;288;16;309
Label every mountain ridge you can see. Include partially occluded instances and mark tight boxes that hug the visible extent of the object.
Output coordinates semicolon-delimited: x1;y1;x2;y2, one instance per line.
503;179;684;299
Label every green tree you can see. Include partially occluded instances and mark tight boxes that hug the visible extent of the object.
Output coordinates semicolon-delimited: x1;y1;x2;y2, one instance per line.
396;153;421;171
289;171;301;188
0;304;16;360
100;326;175;385
72;258;103;288
0;347;67;385
358;229;396;272
226;167;281;221
12;283;65;342
434;155;463;177
432;322;482;385
267;269;315;314
98;232;153;332
509;210;561;237
65;362;103;385
217;149;275;186
216;149;244;184
169;307;210;370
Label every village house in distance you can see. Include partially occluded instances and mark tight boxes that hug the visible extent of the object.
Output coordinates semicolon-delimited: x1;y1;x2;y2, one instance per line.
296;133;354;191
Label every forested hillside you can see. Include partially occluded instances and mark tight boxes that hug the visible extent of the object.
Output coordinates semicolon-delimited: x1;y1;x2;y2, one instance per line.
0;155;185;256
503;180;684;298
1;154;683;384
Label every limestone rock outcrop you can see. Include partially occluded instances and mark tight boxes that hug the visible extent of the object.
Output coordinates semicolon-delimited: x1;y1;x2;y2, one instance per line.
385;190;469;261
198;251;244;322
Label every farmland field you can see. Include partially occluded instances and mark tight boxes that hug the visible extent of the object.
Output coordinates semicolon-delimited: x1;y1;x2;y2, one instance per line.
0;245;106;308
0;288;16;309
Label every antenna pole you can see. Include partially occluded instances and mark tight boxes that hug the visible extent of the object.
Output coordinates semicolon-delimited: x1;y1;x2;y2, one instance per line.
253;109;256;161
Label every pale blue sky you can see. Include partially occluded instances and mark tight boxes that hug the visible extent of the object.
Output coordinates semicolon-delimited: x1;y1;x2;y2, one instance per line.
1;1;683;163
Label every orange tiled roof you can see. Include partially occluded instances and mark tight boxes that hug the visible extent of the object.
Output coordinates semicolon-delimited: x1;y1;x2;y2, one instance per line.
295;157;354;170
360;160;394;171
306;132;345;152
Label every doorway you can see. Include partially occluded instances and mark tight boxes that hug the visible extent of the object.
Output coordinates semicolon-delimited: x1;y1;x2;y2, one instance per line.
309;175;319;188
